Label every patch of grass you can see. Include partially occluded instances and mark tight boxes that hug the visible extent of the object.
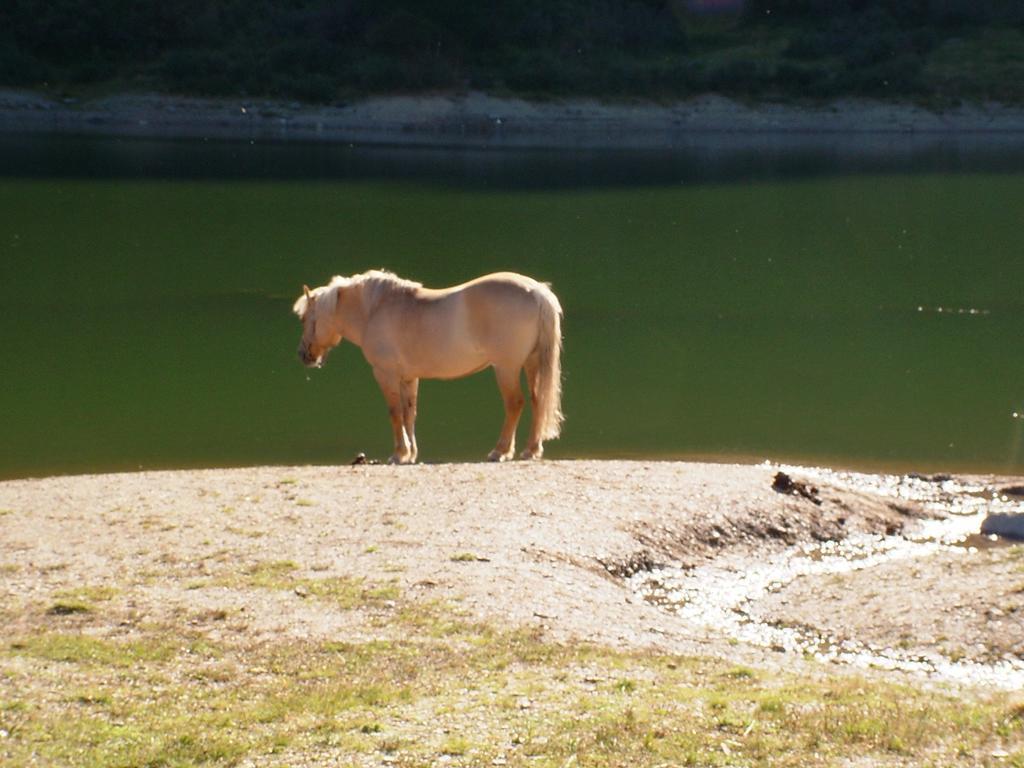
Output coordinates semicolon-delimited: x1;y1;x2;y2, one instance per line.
227;560;401;609
68;688;112;706
1008;545;1024;572
397;599;495;640
724;665;757;680
9;634;176;666
945;646;967;663
193;608;231;624
450;552;486;562
46;601;92;616
613;677;638;693
243;559;299;587
439;734;473;755
54;585;118;604
2;597;1022;768
298;577;399;608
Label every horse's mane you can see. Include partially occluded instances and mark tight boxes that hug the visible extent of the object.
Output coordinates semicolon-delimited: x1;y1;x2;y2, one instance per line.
292;281;339;320
293;270;421;319
349;269;423;311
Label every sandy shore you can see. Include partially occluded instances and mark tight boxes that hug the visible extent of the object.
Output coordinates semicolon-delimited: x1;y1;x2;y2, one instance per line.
3;89;1024;149
5;461;1023;765
2;460;1021;682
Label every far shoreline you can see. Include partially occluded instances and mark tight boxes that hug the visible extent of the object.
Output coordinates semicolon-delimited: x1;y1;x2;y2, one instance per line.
4;88;1024;151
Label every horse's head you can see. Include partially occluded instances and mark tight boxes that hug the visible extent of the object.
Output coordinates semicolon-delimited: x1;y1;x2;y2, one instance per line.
293;283;342;368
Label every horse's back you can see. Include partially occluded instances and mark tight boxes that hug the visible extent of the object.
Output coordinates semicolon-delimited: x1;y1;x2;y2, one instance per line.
417;272;548;336
421;271;542;300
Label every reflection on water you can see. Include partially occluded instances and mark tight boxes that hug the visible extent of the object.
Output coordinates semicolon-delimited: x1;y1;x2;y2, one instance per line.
4;132;1024;186
1;135;1023;477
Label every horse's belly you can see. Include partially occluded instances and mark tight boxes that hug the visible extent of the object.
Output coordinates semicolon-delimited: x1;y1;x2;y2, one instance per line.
408;346;492;380
387;287;537;379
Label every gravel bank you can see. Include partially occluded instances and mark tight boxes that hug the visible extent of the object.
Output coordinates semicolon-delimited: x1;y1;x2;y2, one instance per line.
4;89;1024;149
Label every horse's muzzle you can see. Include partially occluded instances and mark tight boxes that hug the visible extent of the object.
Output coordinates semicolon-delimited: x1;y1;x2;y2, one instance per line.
298;348;322;368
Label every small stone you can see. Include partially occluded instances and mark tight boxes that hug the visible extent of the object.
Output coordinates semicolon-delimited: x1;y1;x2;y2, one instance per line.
981;512;1024;540
294;585;309;598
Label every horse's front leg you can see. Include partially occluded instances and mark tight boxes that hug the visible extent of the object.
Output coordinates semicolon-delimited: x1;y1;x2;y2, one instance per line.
373;368;413;464
400;378;419;463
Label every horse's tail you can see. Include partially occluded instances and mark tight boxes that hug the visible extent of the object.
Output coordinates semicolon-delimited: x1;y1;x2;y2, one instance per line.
533;283;564;441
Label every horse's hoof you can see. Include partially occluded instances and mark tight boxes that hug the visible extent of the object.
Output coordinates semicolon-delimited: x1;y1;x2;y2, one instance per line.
487;449;512;462
388;454;414;465
519;448;543;461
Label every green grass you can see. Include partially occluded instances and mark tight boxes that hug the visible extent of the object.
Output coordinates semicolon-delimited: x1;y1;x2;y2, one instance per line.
9;634;176;667
3;594;1021;767
41;586;117;618
45;601;92;616
53;585;118;604
224;560;401;609
1010;545;1024;571
450;552;487;562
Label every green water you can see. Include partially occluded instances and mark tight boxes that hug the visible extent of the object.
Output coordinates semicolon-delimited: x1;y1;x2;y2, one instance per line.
2;137;1023;477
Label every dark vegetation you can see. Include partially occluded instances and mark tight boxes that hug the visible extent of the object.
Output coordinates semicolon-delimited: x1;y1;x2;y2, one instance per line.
2;0;1024;104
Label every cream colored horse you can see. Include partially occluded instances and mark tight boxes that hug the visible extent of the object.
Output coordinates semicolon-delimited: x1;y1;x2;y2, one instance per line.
294;270;563;464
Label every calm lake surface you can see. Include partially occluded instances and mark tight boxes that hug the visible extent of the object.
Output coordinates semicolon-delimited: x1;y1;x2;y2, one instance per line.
2;134;1023;478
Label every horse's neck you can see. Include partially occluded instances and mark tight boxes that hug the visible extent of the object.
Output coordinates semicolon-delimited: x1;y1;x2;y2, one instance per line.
335;284;368;347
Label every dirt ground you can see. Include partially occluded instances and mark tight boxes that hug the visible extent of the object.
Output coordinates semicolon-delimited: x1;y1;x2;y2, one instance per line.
2;459;1020;687
753;541;1024;665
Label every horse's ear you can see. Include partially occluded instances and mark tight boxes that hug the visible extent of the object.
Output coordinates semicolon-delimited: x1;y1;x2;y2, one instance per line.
303;284;312;299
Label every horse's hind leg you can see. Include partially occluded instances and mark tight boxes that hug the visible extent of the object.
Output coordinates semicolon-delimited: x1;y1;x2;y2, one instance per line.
373;368;413;464
488;365;524;462
400;378;419;463
521;353;544;460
